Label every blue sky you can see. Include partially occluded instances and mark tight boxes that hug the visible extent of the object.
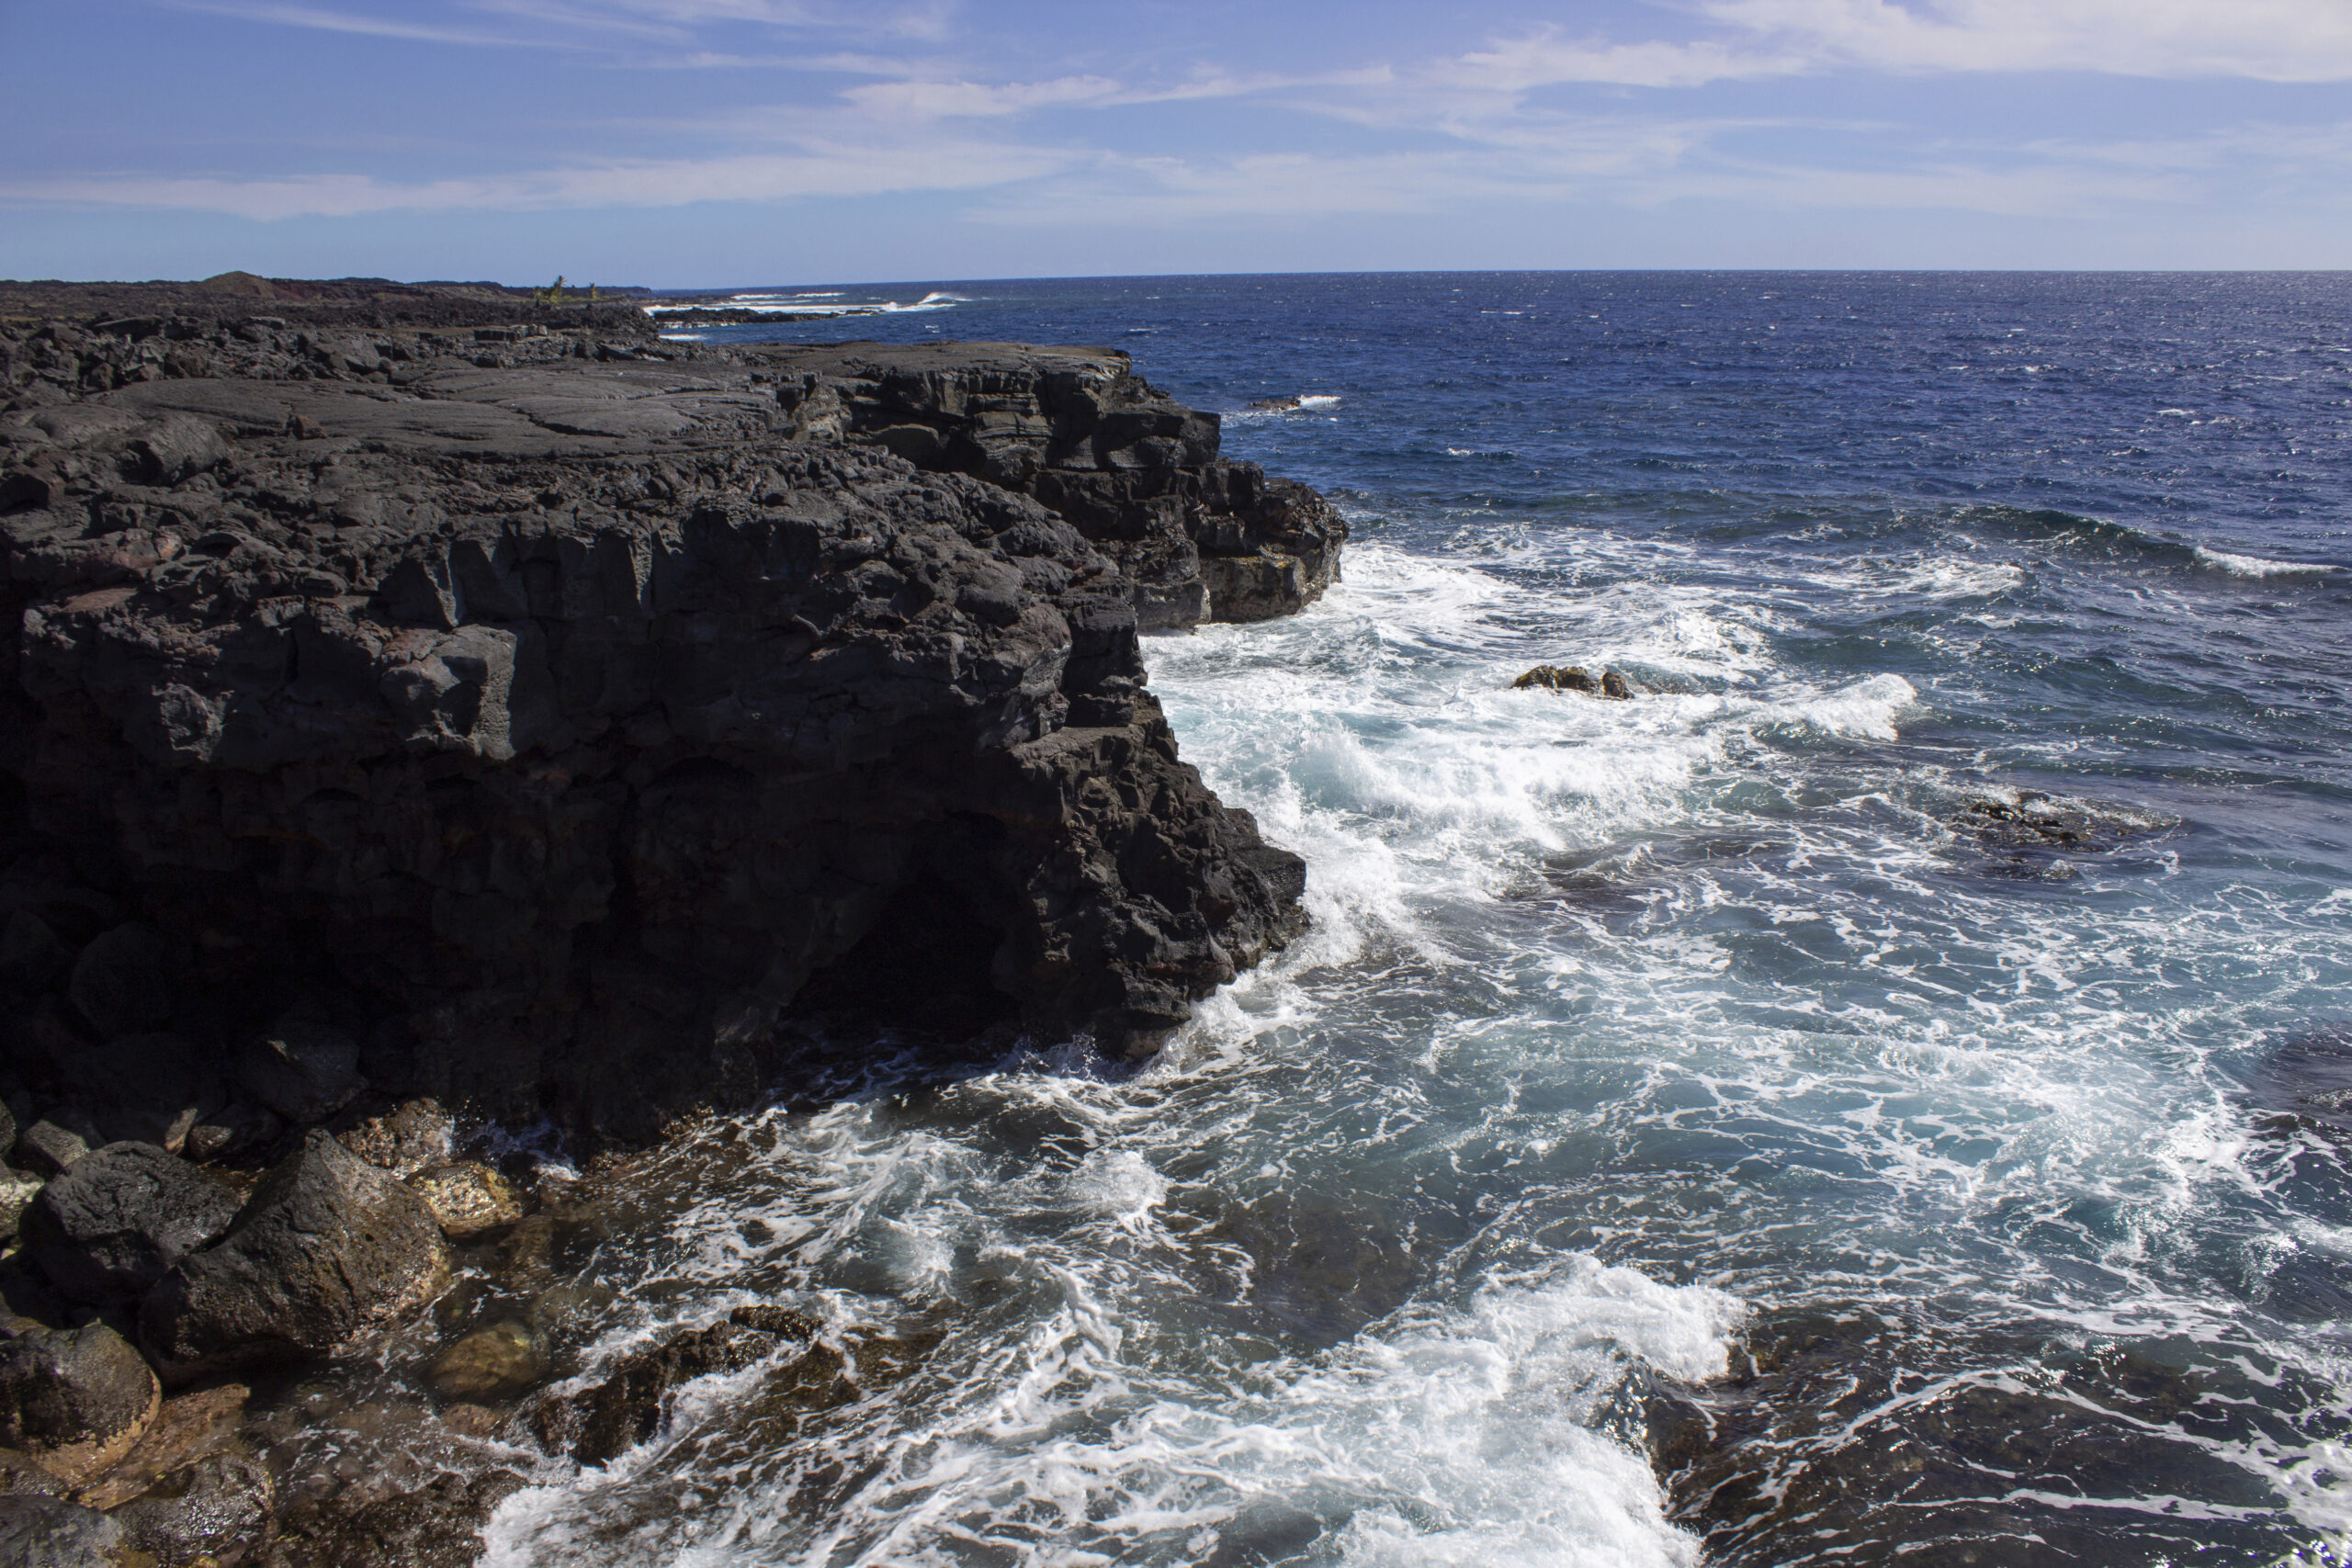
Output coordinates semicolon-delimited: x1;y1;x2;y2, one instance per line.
3;0;2348;284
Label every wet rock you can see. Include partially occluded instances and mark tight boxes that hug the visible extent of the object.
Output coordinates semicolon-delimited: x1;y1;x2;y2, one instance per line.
19;1145;239;1305
436;1404;502;1439
140;1132;453;1379
0;1323;160;1486
1600;668;1634;700
233;1014;362;1125
530;1318;805;1465
406;1164;521;1240
64;924;173;1039
0;1452;62;1497
728;1304;821;1338
267;1466;521;1568
11;1126;85;1180
1653;1305;2310;1564
425;1320;543;1401
335;1100;454;1179
1512;663;1600;693
75;1383;248;1511
108;1451;273;1566
0;1495;130;1567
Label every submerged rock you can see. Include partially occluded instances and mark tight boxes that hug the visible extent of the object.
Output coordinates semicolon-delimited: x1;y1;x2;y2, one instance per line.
0;1323;160;1487
529;1314;833;1465
140;1133;452;1378
107;1451;274;1567
425;1320;543;1401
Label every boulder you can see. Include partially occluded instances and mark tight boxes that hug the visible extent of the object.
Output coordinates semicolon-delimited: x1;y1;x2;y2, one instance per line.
107;1451;275;1567
406;1164;521;1240
233;1014;363;1124
19;1145;239;1305
0;1177;39;1248
0;1323;160;1486
63;925;173;1039
337;1100;455;1179
10;1125;84;1180
139;1133;452;1377
425;1320;543;1401
0;1495;130;1568
1513;664;1600;693
1601;669;1634;700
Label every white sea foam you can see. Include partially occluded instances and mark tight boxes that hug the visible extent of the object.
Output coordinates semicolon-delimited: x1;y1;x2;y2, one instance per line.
2192;545;2335;579
643;290;966;318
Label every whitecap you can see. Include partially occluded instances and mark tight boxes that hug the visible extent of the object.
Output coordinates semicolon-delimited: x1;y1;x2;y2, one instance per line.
2191;546;2335;579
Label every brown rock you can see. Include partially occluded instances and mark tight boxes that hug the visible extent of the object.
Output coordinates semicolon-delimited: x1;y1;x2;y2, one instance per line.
74;1383;248;1511
406;1164;522;1240
337;1100;456;1179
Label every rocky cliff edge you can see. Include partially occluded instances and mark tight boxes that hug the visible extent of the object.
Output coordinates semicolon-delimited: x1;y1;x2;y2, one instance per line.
0;317;1340;1146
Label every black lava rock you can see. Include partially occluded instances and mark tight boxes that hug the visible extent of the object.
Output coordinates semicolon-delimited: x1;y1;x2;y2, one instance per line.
19;1143;238;1305
140;1132;451;1378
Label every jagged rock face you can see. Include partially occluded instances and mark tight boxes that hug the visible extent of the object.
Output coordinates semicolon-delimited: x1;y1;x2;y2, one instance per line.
765;343;1346;629
0;324;1314;1140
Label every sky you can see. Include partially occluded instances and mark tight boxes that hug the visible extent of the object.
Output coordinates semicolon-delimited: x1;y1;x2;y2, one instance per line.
1;0;2348;285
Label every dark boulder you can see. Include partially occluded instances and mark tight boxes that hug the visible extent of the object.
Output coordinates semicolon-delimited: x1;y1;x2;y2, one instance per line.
1512;664;1600;694
63;925;173;1039
19;1144;238;1305
0;1495;131;1567
232;1013;363;1124
0;1323;160;1486
107;1451;274;1567
10;1126;85;1181
1600;669;1634;700
0;914;70;995
139;1132;452;1379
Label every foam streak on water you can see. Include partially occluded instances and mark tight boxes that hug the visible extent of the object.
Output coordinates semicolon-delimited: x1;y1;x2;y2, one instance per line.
482;274;2352;1566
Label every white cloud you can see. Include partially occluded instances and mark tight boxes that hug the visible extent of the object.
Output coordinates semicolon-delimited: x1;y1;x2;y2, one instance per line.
0;138;1071;220
1446;0;2352;93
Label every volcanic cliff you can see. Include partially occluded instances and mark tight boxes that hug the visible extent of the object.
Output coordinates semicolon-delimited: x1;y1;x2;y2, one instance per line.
0;313;1345;1148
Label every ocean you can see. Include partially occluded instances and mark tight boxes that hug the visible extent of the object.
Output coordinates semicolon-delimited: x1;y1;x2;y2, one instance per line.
482;273;2352;1565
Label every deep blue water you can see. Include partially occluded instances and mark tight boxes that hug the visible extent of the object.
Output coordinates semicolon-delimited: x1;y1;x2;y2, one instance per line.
485;275;2352;1567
